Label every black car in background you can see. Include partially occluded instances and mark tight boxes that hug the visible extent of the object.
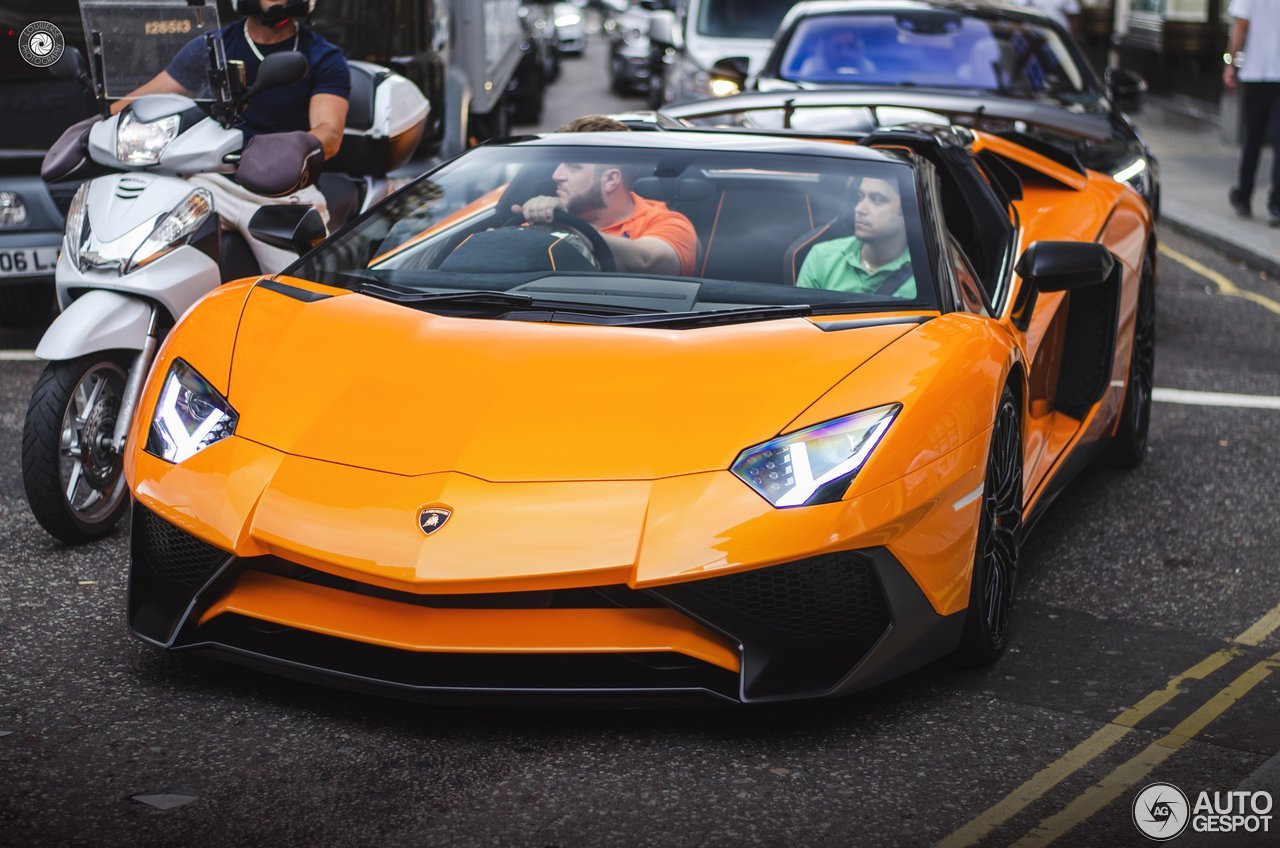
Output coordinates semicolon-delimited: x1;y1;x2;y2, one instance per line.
605;0;674;96
706;0;1159;214
0;3;95;325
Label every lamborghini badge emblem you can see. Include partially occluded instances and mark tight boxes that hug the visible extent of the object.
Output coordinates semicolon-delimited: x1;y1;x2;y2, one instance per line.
418;507;452;536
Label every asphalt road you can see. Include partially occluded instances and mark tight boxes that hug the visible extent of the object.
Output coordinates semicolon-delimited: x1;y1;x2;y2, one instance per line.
4;24;1280;848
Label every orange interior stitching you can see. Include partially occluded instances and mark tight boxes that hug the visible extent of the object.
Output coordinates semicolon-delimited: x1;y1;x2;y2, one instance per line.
700;191;727;277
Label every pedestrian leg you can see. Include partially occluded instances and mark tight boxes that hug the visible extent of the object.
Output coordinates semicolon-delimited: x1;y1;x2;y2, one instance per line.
1236;82;1269;208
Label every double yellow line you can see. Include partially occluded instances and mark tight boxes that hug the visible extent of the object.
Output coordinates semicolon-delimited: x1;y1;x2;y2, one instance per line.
1159;244;1280;317
938;599;1280;848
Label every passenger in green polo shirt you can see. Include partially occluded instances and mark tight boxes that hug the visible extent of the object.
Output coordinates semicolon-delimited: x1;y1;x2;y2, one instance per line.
797;176;916;298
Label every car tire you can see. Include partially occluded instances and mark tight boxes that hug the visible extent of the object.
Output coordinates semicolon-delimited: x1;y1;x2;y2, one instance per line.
22;352;132;544
611;56;631;96
646;71;665;110
511;71;545;125
956;385;1023;666
1105;250;1155;468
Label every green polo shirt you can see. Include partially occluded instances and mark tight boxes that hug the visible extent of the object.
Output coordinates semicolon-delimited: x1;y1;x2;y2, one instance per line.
796;236;916;298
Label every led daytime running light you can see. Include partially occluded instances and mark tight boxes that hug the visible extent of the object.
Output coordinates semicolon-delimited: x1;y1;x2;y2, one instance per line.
731;405;900;508
146;359;237;464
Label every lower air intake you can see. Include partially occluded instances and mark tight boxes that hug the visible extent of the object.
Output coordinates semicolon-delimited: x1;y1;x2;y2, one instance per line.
133;504;229;587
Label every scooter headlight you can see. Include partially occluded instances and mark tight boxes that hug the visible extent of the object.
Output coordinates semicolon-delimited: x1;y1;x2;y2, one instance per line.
116;111;180;166
146;359;237;464
63;183;91;271
126;188;213;273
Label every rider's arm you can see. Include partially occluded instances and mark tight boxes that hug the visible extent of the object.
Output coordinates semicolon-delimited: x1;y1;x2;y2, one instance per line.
308;93;348;160
108;71;192;115
600;234;681;276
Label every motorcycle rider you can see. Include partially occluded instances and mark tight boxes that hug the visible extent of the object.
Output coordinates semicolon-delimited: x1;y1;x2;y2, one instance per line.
109;0;350;272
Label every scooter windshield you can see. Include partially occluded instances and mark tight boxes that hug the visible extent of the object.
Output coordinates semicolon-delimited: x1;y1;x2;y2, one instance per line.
79;0;222;103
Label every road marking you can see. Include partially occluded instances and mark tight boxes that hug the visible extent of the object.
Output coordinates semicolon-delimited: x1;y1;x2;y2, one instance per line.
1236;598;1280;646
1010;651;1280;848
1159;243;1280;317
0;350;38;361
1153;387;1280;410
937;595;1280;848
935;650;1237;848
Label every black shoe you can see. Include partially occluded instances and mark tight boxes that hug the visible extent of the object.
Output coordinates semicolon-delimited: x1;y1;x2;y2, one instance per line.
1229;186;1251;218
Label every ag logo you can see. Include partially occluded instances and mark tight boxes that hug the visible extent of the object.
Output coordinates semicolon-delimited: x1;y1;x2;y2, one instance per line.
1134;782;1190;841
19;21;65;68
418;507;452;536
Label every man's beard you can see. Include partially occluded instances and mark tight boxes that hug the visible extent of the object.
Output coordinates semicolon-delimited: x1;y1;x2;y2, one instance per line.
566;177;606;217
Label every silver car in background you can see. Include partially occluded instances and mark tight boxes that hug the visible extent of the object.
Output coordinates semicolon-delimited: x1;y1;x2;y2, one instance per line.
647;0;799;105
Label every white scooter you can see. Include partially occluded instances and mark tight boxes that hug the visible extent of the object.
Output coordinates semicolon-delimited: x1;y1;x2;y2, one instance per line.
22;0;429;544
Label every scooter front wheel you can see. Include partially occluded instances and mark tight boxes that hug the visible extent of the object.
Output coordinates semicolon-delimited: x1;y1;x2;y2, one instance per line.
22;353;132;544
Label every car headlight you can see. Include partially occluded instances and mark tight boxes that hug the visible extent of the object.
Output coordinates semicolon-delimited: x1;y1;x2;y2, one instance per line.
145;359;238;464
731;405;900;507
710;77;741;97
1112;157;1148;194
116;111;180;166
0;191;28;228
127;188;213;272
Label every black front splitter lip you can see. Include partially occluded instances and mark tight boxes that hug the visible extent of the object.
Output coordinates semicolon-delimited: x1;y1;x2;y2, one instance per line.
163;640;744;710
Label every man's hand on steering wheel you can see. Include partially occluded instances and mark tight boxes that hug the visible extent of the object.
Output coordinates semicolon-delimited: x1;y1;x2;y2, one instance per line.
512;196;565;226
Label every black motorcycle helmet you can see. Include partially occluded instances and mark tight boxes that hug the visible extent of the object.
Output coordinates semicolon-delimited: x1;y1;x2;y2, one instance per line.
234;0;316;28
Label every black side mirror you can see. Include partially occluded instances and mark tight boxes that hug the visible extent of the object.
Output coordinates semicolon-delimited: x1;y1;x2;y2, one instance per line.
710;56;749;95
1015;241;1115;292
50;47;93;91
1105;67;1145;112
248;205;327;257
241;52;309;106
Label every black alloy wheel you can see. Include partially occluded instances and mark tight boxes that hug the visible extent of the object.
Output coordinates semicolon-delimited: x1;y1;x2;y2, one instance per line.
1106;252;1156;467
958;386;1023;664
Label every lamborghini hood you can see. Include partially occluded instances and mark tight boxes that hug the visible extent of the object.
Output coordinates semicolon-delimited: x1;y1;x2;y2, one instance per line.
227;285;917;480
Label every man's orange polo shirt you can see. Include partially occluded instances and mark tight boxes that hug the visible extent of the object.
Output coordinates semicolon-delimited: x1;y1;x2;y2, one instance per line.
601;193;698;276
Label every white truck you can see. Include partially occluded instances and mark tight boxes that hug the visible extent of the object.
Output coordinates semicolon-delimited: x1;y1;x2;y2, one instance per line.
310;0;526;158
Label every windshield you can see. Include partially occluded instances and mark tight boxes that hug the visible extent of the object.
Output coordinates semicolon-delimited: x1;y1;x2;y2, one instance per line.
696;0;797;39
778;12;1091;98
289;143;939;323
80;0;221;101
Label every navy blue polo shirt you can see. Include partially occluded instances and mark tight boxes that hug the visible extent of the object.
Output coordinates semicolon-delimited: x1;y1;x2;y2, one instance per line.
167;21;350;137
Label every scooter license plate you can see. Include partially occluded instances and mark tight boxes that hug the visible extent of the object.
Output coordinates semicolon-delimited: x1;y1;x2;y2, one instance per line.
0;247;59;278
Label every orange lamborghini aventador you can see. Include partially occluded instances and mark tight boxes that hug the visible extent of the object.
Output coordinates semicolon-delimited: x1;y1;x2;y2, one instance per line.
124;125;1155;704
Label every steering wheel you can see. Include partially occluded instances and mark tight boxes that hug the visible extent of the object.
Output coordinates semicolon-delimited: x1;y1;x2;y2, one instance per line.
500;208;617;273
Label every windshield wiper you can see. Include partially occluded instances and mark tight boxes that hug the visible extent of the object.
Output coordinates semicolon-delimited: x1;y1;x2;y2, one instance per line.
550;304;814;328
355;284;651;317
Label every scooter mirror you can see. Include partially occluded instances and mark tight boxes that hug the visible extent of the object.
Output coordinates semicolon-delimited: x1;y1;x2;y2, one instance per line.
241;52;309;105
50;46;91;88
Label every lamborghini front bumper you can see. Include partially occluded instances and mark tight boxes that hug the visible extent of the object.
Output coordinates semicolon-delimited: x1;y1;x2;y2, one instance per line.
128;502;964;706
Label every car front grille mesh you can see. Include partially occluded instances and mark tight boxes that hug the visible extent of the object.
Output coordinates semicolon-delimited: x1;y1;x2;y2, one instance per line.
134;504;230;587
683;551;890;641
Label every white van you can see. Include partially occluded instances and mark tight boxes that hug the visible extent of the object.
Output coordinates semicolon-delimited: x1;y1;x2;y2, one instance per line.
648;0;801;105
